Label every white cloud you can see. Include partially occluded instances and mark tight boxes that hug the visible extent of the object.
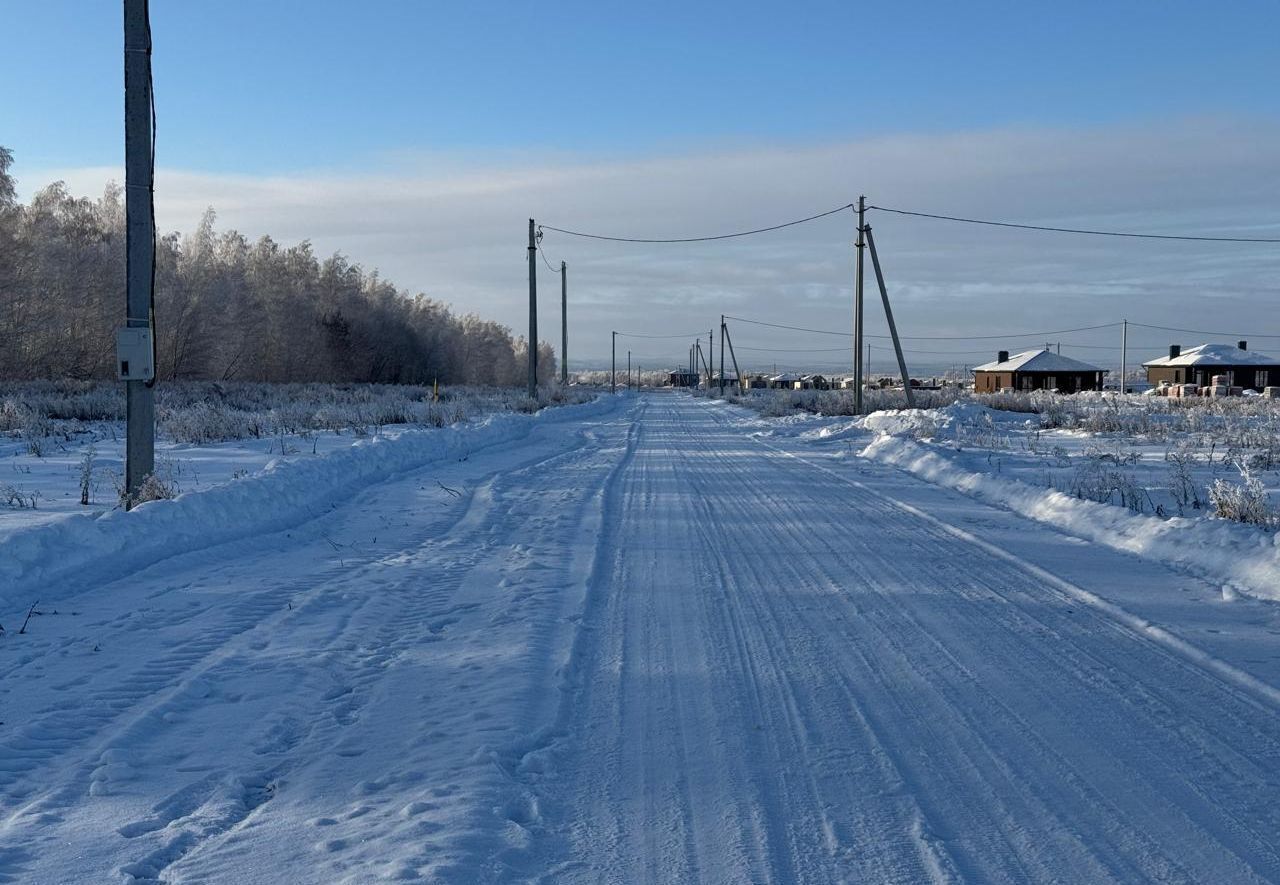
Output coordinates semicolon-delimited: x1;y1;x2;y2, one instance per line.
15;116;1280;369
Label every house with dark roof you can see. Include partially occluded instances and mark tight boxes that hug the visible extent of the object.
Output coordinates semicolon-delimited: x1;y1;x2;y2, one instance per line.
972;349;1107;394
1143;342;1280;391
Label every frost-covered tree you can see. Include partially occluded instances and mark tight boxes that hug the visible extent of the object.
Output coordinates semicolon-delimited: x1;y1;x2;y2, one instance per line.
0;146;557;387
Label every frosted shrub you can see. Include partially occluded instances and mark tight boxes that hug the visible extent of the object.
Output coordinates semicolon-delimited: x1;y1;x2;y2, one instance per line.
1060;457;1150;514
1209;469;1274;526
116;458;181;509
160;402;255;444
1165;443;1203;516
955;414;1009;449
2;380;585;445
1;483;40;509
80;444;96;506
732;387;963;418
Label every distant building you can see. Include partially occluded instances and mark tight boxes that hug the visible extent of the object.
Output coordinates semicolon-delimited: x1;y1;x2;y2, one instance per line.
667;370;700;388
768;372;803;389
1143;342;1280;390
972;349;1106;393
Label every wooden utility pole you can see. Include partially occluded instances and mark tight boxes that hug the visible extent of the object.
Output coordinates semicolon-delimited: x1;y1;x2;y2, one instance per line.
627;350;631;389
854;195;866;414
527;219;538;398
865;226;915;408
560;261;568;384
611;331;617;394
709;330;714;389
124;0;155;506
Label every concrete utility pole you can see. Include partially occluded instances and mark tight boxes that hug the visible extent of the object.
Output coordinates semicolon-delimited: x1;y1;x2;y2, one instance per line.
527;219;538;399
719;315;726;395
124;0;155;505
611;331;617;394
854;195;866;414
865;226;915;407
723;323;744;395
560;261;568;384
1120;319;1128;394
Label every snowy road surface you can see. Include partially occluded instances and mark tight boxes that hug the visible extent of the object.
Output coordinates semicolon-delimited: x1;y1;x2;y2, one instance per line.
3;393;1280;883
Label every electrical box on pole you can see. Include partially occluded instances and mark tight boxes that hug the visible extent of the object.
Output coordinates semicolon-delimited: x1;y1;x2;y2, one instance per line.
116;327;154;382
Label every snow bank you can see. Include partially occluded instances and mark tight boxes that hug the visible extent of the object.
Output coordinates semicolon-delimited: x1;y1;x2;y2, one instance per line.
862;434;1280;602
0;396;614;611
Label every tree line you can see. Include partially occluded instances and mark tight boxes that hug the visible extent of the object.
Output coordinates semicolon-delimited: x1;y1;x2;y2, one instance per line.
0;147;555;386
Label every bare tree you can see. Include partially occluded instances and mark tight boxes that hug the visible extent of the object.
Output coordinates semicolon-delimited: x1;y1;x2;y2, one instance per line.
0;147;558;389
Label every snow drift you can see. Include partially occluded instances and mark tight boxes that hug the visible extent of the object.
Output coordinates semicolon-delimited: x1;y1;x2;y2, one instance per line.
0;395;615;611
862;433;1280;602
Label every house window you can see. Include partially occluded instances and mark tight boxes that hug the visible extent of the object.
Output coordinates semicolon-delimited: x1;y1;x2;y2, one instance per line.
1257;370;1268;389
1046;376;1056;390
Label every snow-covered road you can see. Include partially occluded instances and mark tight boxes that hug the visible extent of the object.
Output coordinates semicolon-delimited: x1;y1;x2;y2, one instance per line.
3;393;1280;883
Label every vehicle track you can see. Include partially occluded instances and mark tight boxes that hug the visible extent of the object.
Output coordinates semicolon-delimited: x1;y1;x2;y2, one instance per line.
539;396;1280;883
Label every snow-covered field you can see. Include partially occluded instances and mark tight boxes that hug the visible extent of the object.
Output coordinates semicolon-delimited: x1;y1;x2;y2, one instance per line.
3;391;1280;882
0;381;591;540
737;388;1280;519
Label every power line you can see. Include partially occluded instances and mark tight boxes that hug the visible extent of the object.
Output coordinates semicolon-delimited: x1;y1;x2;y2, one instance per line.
723;315;857;337
539;204;854;244
1128;321;1280;339
723;314;1124;341
868;205;1280;244
537;243;561;273
614;330;709;339
734;344;852;353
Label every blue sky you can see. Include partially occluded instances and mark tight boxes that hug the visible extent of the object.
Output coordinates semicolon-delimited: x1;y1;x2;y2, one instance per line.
6;0;1278;172
4;2;1280;368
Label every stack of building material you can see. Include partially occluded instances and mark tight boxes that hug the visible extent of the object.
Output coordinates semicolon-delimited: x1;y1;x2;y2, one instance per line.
1264;387;1280;399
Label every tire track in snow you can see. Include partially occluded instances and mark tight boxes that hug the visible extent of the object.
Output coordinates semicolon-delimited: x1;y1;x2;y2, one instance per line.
538;395;1280;883
0;411;620;884
700;397;1280;881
